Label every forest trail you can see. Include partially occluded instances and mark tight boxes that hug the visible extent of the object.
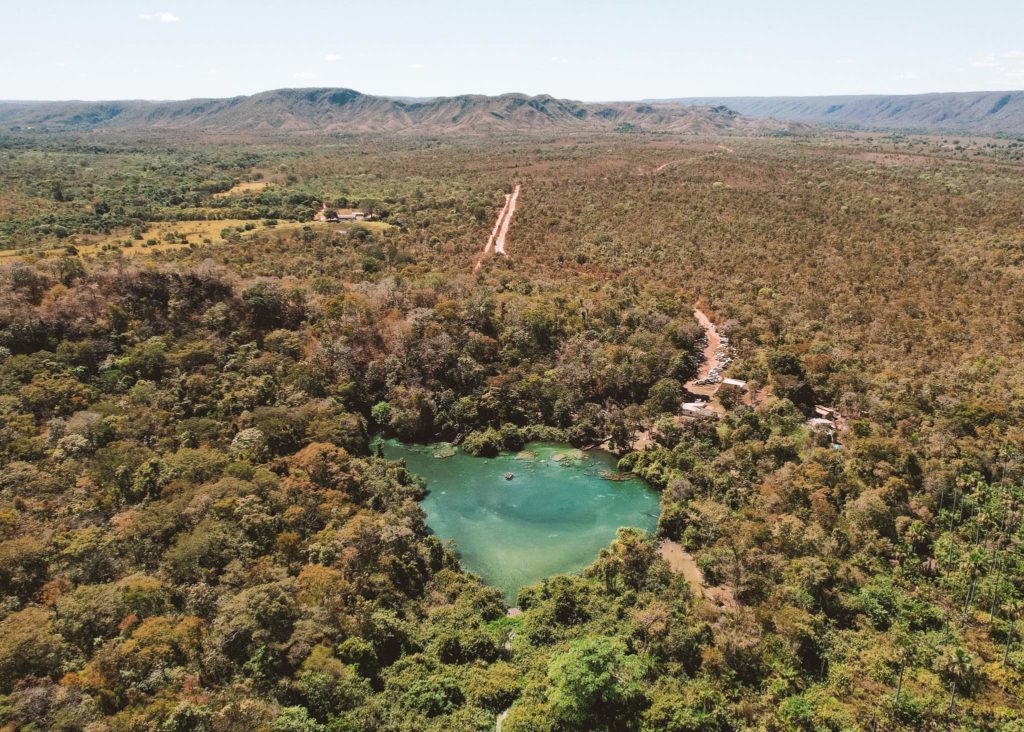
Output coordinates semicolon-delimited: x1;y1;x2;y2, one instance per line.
646;144;734;175
474;184;520;271
495;709;509;732
659;540;706;593
660;539;737;609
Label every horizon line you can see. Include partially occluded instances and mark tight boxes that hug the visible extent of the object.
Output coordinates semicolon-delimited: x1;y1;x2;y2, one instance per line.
2;87;1023;105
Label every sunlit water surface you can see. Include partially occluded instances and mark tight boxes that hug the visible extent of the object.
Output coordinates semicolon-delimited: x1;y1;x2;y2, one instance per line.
379;439;660;602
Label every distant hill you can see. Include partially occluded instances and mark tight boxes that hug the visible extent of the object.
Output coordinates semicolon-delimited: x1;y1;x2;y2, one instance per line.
656;91;1024;135
0;88;801;136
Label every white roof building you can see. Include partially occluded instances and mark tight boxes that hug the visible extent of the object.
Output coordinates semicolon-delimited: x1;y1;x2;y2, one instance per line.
682;402;718;418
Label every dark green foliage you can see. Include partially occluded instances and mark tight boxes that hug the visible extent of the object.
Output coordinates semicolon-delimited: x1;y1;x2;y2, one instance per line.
0;131;1022;731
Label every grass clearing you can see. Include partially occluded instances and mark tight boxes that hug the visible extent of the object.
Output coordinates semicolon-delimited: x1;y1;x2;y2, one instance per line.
0;218;392;261
213;181;271;197
281;220;391;235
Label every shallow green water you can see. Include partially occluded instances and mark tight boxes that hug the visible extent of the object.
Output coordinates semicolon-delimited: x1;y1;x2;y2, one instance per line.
379;439;660;603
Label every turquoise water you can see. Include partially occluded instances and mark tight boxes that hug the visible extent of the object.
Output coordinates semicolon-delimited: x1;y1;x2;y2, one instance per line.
379;439;660;603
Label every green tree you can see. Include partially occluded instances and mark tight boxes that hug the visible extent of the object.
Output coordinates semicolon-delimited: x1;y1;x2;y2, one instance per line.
646;378;683;416
547;636;648;731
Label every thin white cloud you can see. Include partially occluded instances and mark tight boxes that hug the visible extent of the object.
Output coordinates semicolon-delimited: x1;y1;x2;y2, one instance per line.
409;63;425;69
968;50;1024;79
139;11;181;23
324;53;341;62
969;54;1001;69
294;71;318;80
896;71;921;81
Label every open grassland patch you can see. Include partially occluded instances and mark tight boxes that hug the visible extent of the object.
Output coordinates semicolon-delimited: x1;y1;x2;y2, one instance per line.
1;219;266;260
213;180;271;197
0;217;393;261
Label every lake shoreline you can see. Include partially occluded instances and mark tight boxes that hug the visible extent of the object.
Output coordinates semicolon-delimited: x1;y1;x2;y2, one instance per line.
378;437;660;603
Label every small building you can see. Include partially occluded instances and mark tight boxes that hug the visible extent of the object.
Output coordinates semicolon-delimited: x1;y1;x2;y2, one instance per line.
321;208;369;222
682;402;718;419
721;378;747;390
814;405;839;419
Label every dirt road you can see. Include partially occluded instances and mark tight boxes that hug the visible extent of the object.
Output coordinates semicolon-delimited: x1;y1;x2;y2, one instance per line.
494;184;520;254
483;194;511;254
686;308;721;387
474;184;520;271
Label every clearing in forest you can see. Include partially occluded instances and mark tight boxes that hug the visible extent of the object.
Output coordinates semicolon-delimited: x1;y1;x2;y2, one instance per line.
0;218;389;261
213;180;270;197
659;539;736;609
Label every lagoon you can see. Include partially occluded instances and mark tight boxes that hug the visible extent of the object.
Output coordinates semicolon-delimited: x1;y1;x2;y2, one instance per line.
379;439;660;603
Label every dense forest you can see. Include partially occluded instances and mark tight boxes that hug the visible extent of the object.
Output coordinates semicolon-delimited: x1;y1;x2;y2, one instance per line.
1;128;1024;730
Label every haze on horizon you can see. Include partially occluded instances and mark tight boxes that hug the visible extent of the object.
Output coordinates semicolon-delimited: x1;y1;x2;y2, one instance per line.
4;0;1024;103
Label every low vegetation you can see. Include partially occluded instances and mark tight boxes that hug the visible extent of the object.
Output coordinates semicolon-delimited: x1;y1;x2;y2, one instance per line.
0;129;1022;730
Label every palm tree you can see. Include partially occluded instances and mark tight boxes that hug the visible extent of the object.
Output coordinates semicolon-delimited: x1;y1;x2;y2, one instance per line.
888;622;914;707
1003;599;1022;668
943;647;974;719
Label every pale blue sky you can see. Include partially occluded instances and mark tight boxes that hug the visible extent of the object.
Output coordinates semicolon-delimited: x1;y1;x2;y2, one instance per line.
3;0;1023;101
